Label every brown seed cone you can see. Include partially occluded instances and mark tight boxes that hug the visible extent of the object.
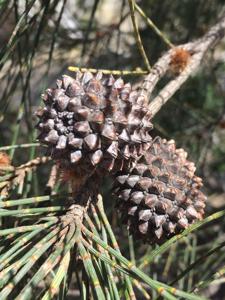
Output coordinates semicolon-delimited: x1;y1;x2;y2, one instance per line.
36;72;153;177
113;137;206;244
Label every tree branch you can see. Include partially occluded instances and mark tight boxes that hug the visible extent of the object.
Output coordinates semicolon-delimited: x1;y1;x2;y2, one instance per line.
136;15;225;117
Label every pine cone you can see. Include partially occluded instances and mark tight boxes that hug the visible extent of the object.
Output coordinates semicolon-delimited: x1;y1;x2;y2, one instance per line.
113;138;206;244
36;72;153;176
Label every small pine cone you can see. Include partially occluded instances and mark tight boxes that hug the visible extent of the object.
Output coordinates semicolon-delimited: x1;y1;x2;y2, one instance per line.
113;137;206;244
36;72;153;176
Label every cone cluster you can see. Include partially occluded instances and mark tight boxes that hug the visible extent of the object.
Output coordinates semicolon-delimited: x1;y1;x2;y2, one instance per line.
36;72;206;244
113;138;206;243
36;72;153;175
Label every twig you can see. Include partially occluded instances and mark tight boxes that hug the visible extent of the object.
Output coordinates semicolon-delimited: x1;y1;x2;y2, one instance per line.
0;156;51;199
135;3;174;48
68;66;148;75
148;50;202;116
144;15;225;117
17;156;51;170
128;0;151;71
0;143;40;151
136;50;173;105
46;164;58;194
81;0;100;57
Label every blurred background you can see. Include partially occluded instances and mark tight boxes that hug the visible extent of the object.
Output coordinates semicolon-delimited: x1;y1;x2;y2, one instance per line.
0;1;225;299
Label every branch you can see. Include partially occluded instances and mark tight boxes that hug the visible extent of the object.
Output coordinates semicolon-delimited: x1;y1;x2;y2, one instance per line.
128;0;151;71
136;15;225;117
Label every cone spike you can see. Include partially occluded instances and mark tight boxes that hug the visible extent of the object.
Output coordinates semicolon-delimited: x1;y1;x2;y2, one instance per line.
70;150;82;163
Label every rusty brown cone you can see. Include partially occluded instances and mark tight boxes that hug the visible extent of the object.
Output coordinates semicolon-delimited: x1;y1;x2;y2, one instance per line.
113;137;206;244
36;72;153;177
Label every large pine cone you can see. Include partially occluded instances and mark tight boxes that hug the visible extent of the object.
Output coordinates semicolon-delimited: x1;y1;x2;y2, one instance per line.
36;72;153;176
113;138;206;244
